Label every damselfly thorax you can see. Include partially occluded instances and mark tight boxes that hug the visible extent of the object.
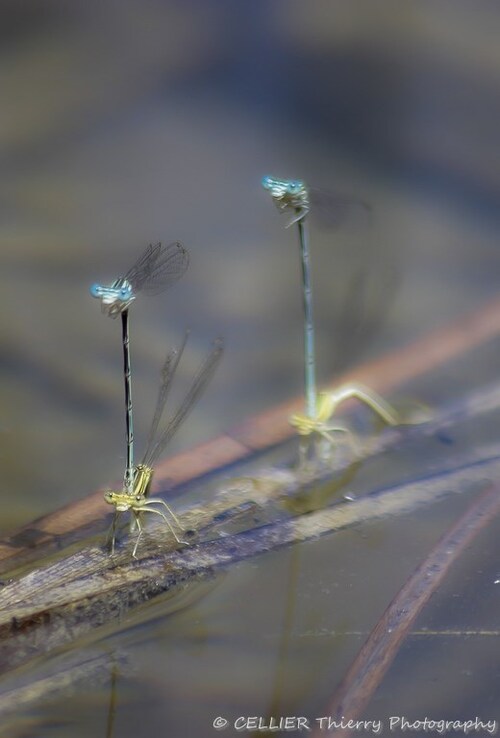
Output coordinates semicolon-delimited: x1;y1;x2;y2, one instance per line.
104;464;154;511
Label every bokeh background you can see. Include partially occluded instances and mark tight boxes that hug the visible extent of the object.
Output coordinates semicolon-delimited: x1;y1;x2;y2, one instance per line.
1;0;499;529
1;4;500;737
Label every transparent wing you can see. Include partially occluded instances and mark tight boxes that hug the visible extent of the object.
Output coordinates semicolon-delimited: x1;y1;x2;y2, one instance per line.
144;331;189;456
125;242;189;295
330;266;399;373
143;338;224;467
309;187;371;229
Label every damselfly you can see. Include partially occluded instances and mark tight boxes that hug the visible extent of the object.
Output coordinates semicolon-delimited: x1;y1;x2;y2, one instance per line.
262;175;399;461
105;333;223;557
91;242;189;493
262;175;370;420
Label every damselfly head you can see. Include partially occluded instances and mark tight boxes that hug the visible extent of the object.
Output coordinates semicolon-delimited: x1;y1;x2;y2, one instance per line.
90;279;136;317
261;174;277;191
262;175;309;219
104;489;133;512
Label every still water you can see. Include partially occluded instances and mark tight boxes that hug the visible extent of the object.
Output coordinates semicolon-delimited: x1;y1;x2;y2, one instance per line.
1;3;499;736
1;483;498;736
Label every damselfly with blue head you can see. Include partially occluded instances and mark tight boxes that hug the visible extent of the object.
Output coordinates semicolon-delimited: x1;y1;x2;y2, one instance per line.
104;333;223;557
261;175;370;230
262;176;400;462
262;177;369;418
91;242;189;493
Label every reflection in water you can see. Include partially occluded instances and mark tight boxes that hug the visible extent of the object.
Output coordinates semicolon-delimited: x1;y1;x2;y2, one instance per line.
283;462;360;516
265;545;301;725
105;661;118;738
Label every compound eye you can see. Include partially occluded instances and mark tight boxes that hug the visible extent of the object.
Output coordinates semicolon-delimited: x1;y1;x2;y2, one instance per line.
287;181;300;194
135;495;142;502
120;285;131;299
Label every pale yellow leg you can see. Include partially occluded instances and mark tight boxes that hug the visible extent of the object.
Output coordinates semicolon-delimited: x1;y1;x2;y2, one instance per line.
146;497;184;530
134;504;187;550
132;512;143;559
319;426;363;458
106;510;119;554
316;383;400;427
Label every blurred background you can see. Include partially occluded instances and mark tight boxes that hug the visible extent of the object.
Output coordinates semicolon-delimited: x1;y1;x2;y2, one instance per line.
1;0;499;529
